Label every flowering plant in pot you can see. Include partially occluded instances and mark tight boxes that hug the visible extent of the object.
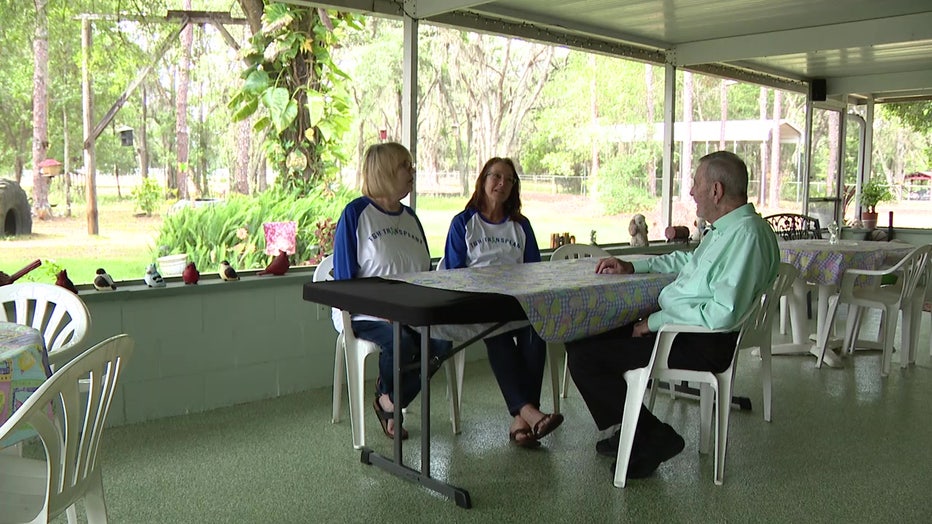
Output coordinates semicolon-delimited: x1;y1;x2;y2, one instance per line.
859;178;893;230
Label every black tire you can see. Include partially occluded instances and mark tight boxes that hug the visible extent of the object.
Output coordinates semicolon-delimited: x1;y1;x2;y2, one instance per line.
0;179;33;236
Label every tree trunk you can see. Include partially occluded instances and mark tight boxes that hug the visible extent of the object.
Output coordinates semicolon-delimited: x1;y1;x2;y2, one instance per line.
680;72;694;201
233;118;251;195
646;65;656;197
769;90;782;206
174;0;193;200
588;54;599;198
139;85;150;179
759;87;768;207
719;80;727;151
826;110;839;197
31;0;51;219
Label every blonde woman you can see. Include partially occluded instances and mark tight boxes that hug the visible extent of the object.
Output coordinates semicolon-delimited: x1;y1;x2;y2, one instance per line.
333;142;450;440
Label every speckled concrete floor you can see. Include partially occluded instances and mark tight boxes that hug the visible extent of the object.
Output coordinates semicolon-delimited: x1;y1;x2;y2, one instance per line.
52;308;932;523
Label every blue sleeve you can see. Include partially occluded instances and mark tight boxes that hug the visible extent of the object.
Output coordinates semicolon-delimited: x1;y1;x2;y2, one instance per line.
444;210;471;269
333;201;361;280
520;219;541;263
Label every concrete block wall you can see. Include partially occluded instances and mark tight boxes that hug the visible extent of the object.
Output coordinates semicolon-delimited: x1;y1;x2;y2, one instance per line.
78;271;340;426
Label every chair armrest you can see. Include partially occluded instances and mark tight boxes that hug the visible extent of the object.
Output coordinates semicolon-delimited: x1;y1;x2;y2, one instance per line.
651;324;733;372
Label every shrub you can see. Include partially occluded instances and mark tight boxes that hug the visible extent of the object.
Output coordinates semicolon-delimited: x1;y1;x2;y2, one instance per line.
131;177;164;216
595;152;656;215
154;185;355;272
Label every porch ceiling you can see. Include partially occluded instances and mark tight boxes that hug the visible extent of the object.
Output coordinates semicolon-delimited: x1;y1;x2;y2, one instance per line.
292;0;932;103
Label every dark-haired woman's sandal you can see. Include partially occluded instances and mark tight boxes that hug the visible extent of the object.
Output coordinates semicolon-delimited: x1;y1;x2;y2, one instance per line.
373;396;409;440
509;427;541;448
532;413;565;440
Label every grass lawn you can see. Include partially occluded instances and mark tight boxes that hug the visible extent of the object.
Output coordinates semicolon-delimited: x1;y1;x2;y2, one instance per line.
0;197;159;285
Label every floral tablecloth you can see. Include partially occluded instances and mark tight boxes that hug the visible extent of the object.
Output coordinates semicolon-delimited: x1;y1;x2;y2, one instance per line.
390;258;674;343
779;239;915;286
0;322;52;447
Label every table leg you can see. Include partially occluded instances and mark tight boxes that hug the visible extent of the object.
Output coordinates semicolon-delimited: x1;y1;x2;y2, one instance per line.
360;323;474;509
771;278;843;367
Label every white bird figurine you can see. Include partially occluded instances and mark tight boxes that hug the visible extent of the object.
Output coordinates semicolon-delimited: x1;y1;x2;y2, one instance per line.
628;213;649;247
219;260;240;281
93;268;117;291
144;263;166;288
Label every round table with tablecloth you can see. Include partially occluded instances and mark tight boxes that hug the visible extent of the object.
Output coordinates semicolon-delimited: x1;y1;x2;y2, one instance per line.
0;321;52;447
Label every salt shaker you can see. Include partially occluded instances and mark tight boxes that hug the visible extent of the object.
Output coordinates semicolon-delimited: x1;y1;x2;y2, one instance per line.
828;221;839;244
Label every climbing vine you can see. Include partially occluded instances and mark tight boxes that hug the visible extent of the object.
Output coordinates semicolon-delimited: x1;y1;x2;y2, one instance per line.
230;4;360;195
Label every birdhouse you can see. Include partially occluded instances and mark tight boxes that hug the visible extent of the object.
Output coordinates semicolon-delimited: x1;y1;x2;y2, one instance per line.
37;158;62;177
117;126;134;147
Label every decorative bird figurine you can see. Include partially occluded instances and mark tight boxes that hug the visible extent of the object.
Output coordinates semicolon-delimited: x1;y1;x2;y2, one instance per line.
219;260;240;281
257;250;290;276
144;263;166;288
182;262;200;285
55;269;79;294
93;268;117;291
628;213;649;247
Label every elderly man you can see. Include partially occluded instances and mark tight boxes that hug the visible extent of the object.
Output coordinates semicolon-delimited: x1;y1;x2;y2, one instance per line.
566;151;779;480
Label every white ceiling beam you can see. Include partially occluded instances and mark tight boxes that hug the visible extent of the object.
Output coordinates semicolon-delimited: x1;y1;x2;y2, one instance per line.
674;12;932;66
468;3;669;50
406;0;493;19
827;68;932;97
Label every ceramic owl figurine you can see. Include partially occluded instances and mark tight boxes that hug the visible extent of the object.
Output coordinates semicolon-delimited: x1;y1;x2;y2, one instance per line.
629;214;649;247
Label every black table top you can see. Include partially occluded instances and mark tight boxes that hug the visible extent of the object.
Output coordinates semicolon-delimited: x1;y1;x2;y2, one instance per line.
302;277;526;326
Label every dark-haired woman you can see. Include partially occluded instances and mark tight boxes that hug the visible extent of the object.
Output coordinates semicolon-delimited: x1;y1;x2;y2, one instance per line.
444;157;563;448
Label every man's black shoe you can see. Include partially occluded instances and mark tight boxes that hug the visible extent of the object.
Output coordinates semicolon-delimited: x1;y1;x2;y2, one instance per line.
610;423;685;479
596;430;620;457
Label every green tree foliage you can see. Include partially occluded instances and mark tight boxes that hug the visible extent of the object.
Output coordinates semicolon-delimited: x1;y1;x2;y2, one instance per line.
595;146;657;215
229;4;360;195
155;185;355;272
882;101;932;166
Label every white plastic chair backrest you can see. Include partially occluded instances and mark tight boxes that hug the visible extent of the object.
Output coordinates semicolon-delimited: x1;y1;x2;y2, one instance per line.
0;282;91;360
886;244;932;306
551;243;609;261
0;334;133;522
737;263;799;351
313;255;343;333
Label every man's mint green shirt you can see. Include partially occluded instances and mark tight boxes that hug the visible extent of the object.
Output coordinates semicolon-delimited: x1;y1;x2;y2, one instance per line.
631;203;779;332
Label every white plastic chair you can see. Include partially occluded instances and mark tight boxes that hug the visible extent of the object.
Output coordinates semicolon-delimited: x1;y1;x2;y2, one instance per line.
550;243;610;398
0;333;134;524
818;244;931;376
0;283;91;369
315;255;462;450
613;268;785;488
436;257;560;415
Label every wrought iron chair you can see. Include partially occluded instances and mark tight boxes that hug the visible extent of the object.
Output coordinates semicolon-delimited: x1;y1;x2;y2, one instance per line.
765;213;821;328
764;213;822;241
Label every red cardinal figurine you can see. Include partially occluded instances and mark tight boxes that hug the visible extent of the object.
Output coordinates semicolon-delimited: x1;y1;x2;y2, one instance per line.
182;262;200;285
55;269;79;294
258;250;290;276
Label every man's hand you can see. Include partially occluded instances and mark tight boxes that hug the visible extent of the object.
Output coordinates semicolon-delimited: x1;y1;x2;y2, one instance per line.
632;318;652;337
595;257;635;275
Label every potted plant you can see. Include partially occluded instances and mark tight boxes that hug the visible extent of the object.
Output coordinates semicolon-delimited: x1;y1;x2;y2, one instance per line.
859;178;893;230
